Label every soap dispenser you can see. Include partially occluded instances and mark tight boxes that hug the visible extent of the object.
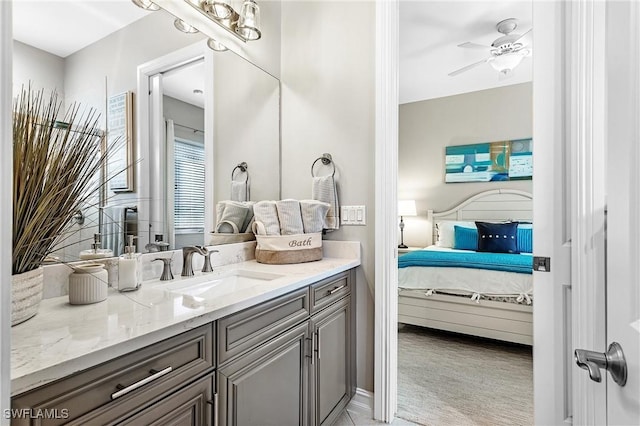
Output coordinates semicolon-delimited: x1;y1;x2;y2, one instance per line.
118;235;142;292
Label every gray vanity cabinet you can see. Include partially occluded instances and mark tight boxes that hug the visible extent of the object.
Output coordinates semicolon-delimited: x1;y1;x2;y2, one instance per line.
118;373;213;425
310;296;353;426
215;269;355;426
11;325;214;426
217;322;310;426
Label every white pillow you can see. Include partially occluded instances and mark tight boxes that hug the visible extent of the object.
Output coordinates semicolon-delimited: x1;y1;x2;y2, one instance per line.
435;221;476;248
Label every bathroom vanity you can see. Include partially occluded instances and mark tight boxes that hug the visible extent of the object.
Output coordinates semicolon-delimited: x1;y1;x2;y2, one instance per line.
10;242;360;426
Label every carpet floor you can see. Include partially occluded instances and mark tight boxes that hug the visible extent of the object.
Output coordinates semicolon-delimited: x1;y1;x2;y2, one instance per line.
397;324;533;426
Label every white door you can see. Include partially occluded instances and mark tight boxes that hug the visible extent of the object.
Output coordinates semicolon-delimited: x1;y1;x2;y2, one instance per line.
573;1;640;424
603;1;639;423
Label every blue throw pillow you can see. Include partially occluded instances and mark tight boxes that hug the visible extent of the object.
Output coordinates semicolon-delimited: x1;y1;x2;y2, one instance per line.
454;226;478;251
475;221;519;254
517;227;533;253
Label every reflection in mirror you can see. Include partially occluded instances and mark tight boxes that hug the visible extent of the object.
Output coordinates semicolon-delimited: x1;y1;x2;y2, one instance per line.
143;43;281;250
12;2;281;262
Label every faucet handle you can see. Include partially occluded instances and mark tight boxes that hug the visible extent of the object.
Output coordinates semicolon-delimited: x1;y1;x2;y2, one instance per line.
201;248;220;273
201;249;214;273
153;258;174;281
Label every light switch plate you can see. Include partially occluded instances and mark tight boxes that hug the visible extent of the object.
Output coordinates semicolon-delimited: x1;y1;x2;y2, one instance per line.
341;205;366;225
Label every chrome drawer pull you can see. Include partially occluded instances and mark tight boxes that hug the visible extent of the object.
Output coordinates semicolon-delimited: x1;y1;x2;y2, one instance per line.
328;284;346;295
111;366;173;400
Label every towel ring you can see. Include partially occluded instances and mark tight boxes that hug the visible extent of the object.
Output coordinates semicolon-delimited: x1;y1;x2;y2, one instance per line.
311;153;335;177
231;162;249;183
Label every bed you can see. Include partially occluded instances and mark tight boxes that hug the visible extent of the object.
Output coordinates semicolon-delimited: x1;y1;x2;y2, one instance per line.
397;189;534;345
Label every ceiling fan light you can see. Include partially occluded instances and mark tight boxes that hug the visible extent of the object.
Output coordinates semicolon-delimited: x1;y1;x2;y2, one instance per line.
489;52;525;73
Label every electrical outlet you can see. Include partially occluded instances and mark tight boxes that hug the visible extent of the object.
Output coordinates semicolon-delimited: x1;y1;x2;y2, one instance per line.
341;205;366;225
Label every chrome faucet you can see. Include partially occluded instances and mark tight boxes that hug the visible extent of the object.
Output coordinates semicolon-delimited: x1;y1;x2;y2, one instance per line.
181;246;208;277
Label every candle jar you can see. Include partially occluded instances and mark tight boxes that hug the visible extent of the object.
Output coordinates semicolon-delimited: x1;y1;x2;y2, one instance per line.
68;263;108;305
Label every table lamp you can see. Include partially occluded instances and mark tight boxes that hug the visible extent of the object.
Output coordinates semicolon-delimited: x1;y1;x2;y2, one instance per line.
398;200;417;248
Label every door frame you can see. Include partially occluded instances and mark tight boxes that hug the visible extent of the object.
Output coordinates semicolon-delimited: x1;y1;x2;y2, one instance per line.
373;0;603;423
0;1;12;421
136;41;214;250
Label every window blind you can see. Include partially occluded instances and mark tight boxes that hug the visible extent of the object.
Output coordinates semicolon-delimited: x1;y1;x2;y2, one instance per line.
174;138;205;233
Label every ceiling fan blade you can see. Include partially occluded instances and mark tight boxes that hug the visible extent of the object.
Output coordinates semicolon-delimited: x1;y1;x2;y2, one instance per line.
513;28;532;43
448;58;490;76
457;41;492;50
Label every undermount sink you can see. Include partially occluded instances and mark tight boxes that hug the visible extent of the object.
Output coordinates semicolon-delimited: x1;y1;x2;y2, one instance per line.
151;269;285;306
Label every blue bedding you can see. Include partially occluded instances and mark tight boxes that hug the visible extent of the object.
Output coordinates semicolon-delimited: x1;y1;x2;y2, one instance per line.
398;249;533;275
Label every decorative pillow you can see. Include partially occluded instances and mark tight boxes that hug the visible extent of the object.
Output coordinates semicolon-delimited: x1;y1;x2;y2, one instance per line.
475;221;519;254
517;227;533;253
436;221;476;248
453;226;478;251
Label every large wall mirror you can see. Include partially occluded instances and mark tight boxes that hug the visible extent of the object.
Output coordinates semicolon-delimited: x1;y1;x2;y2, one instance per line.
12;2;281;262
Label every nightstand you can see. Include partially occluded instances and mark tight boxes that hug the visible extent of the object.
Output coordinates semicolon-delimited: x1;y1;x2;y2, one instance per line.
397;247;421;256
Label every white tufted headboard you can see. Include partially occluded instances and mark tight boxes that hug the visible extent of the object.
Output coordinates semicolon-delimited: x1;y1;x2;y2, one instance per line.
427;189;533;246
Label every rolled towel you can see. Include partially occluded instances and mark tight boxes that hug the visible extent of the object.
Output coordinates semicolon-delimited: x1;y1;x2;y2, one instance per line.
300;200;331;233
276;199;304;235
231;180;248;202
312;175;339;230
253;200;281;235
215;201;250;234
240;201;255;233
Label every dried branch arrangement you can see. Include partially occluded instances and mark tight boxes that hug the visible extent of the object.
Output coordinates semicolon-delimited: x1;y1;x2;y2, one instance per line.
13;87;108;275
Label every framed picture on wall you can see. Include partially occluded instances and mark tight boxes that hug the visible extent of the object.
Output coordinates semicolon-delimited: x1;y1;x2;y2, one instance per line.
106;91;134;192
445;138;533;183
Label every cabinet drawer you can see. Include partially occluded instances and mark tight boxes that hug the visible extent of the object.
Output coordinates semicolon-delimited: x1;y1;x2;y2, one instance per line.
218;287;309;365
118;374;213;426
310;271;351;314
12;324;214;426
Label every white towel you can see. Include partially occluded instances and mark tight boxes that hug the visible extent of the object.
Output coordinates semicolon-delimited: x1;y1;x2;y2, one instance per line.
240;201;255;233
252;200;281;235
231;180;249;202
215;201;250;234
300;200;331;233
276;199;304;235
312;176;339;230
102;206;126;255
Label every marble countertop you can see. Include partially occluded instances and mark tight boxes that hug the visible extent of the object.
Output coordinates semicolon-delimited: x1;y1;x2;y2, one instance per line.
11;241;360;396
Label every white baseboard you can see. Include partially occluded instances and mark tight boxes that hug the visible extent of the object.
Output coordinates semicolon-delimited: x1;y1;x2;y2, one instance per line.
347;387;374;417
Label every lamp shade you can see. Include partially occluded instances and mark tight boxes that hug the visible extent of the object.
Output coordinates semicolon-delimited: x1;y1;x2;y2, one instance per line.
398;200;417;217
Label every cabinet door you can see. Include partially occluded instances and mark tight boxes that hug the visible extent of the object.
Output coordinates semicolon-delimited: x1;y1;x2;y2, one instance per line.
310;296;352;426
118;374;213;426
218;322;309;426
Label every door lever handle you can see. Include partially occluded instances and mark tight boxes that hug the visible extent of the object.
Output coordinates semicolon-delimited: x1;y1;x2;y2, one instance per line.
574;342;627;386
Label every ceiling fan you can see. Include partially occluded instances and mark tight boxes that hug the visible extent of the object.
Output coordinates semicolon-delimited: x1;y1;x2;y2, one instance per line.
449;18;532;78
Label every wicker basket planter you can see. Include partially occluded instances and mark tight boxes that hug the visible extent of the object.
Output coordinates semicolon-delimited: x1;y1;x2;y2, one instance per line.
11;267;44;326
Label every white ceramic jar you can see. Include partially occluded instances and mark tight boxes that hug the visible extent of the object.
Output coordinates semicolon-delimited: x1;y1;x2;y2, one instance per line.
68;263;108;305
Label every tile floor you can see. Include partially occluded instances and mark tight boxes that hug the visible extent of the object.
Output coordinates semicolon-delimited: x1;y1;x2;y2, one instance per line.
333;409;420;426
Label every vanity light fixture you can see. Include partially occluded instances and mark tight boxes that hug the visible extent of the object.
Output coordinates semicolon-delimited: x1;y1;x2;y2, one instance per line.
174;18;199;33
131;0;160;11
207;38;229;52
184;0;262;42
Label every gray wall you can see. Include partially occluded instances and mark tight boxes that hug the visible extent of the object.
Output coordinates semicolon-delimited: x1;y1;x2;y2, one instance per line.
280;0;376;392
213;51;280;206
399;82;533;248
12;41;64;101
